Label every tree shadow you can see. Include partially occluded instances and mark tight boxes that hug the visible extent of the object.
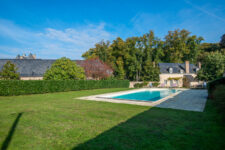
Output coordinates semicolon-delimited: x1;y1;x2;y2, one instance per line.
1;113;23;150
72;107;200;150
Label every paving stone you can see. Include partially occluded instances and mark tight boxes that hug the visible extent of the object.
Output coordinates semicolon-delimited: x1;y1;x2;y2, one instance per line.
156;90;207;112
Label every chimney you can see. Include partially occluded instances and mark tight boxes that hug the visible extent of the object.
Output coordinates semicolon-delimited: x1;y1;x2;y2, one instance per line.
32;54;36;59
197;62;201;69
185;61;189;74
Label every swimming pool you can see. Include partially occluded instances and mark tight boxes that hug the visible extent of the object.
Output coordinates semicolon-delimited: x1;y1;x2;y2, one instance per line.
112;89;177;101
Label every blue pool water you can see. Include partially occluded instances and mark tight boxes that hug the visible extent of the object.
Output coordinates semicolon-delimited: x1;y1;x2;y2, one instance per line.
112;89;177;101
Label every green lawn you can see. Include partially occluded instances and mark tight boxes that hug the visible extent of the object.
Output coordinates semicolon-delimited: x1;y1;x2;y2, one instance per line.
0;88;224;150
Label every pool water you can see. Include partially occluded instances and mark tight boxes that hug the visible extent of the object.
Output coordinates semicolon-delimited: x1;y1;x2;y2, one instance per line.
112;89;177;101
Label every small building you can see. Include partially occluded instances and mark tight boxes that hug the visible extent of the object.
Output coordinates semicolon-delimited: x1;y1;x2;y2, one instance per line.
0;59;113;80
158;61;202;87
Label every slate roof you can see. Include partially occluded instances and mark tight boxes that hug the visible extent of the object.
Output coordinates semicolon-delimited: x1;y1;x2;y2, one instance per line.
158;63;198;74
0;59;113;77
0;59;198;77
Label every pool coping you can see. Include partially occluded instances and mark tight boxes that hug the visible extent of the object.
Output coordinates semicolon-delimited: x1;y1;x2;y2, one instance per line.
76;88;188;106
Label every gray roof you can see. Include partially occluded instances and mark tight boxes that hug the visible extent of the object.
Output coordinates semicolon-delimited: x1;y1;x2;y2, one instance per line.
0;59;56;77
158;63;198;74
0;59;198;77
0;59;113;77
0;59;87;77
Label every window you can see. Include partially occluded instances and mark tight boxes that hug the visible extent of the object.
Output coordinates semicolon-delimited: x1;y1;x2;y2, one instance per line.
180;69;184;74
176;80;179;85
169;67;173;73
195;68;199;72
164;80;167;85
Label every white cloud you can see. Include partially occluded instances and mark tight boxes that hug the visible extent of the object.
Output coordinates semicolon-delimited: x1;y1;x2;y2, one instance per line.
184;0;225;23
0;19;115;59
129;5;225;42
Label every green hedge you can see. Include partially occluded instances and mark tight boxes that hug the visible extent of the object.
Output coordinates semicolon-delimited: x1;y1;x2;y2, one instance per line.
207;77;225;98
0;80;129;96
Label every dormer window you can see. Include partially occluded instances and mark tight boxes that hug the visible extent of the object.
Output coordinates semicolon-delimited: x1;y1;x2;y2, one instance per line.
169;67;173;73
195;68;199;72
180;69;184;74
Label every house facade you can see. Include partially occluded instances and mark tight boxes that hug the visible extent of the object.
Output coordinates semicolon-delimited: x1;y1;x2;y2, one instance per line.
158;61;201;87
0;59;113;80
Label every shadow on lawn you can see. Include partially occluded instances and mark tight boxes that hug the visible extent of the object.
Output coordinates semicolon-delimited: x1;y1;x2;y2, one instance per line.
72;107;194;150
1;113;23;150
72;90;210;150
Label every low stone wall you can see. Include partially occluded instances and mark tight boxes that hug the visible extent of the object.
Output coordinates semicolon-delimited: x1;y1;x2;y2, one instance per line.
129;81;157;88
20;77;43;80
190;81;204;88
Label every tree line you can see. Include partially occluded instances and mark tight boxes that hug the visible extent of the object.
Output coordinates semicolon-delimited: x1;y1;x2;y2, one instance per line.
0;29;224;81
82;29;225;81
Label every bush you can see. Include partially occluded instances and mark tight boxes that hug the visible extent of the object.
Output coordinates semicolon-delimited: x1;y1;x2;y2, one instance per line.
207;77;225;120
152;82;160;87
0;61;20;80
43;57;85;80
207;77;225;98
210;84;225;120
134;82;148;88
0;80;129;96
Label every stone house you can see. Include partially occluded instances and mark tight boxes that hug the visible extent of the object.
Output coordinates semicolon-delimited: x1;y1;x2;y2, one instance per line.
158;61;202;87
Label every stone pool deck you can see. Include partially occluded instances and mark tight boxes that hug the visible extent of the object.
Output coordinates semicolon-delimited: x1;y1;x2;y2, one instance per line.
156;89;207;112
77;89;208;112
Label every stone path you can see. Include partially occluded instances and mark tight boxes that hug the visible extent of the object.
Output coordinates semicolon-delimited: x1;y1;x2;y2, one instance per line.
155;90;208;112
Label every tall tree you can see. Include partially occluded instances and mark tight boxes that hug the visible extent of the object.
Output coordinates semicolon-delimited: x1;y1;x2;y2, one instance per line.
197;52;225;81
124;37;140;81
82;40;110;63
164;29;202;63
82;58;113;79
110;37;127;79
200;43;221;52
81;29;203;81
184;35;203;63
0;61;20;80
141;31;157;80
152;38;164;63
220;34;225;48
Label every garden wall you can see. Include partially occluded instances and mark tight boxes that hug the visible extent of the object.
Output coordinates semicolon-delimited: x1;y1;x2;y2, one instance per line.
0;80;129;96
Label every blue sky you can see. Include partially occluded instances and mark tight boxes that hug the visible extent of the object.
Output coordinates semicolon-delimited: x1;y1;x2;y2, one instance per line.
0;0;225;59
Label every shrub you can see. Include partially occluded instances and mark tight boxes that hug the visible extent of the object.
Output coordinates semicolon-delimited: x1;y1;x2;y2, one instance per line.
207;77;225;120
0;61;20;80
134;82;148;88
152;82;160;87
210;84;225;120
43;57;85;80
207;77;225;98
0;80;129;96
134;83;142;88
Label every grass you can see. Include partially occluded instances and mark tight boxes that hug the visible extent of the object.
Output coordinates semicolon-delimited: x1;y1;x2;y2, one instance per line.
0;88;224;150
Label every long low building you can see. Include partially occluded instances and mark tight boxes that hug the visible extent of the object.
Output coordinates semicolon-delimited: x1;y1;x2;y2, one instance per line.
0;59;201;87
0;59;113;80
